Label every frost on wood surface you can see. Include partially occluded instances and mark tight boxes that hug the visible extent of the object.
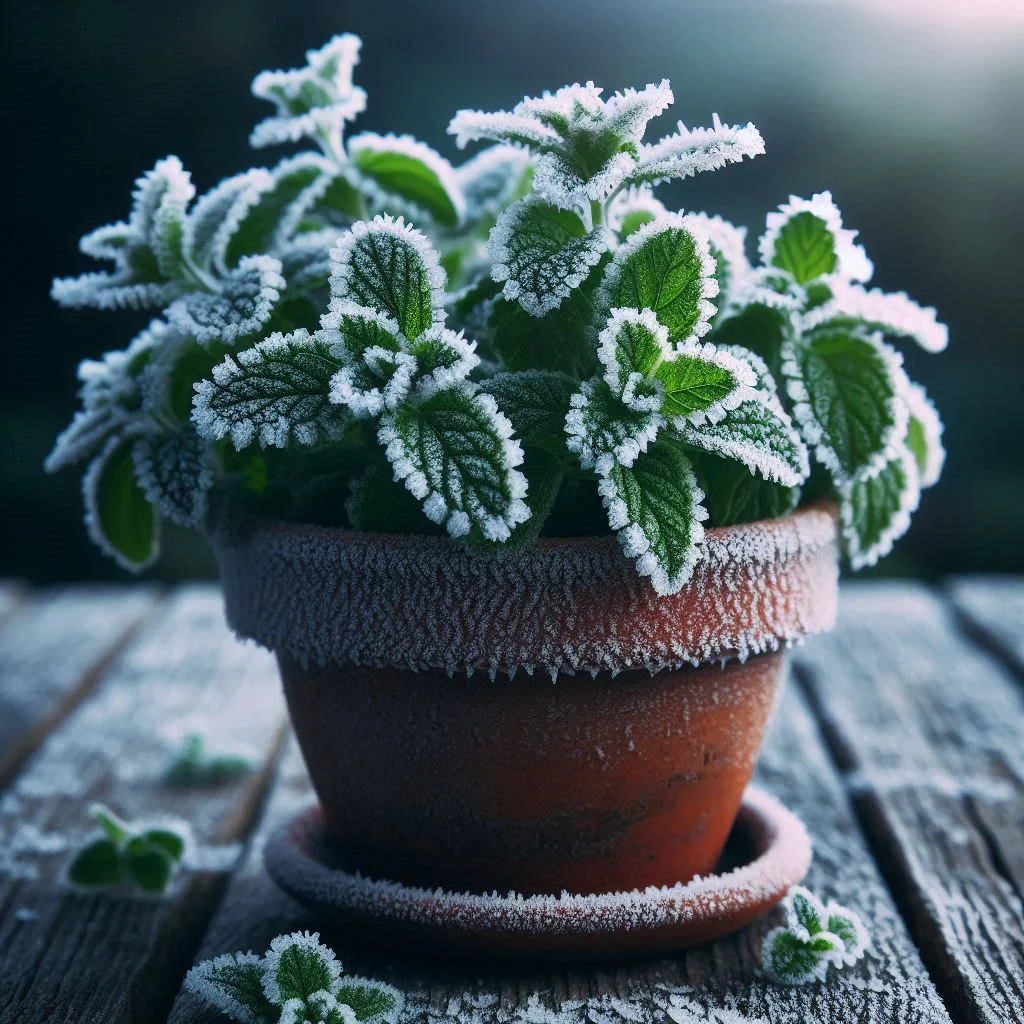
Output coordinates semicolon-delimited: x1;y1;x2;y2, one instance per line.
213;502;837;675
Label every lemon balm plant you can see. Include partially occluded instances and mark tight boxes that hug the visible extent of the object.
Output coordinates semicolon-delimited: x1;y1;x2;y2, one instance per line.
49;33;945;589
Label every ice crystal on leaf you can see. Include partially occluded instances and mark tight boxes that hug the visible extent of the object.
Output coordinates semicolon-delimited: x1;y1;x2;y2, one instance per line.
49;37;946;588
185;931;401;1024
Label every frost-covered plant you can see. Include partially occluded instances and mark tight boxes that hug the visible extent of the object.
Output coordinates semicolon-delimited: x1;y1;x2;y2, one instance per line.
66;802;188;894
761;886;869;985
49;35;946;592
166;733;252;786
184;930;402;1024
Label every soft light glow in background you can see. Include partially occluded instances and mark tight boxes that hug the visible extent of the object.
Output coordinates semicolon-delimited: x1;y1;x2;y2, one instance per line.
3;0;1022;580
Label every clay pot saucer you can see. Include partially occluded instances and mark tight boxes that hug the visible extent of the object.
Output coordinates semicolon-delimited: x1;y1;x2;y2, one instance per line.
263;786;811;961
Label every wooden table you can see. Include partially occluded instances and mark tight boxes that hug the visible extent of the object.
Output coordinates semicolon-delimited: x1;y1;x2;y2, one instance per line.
0;578;1021;1024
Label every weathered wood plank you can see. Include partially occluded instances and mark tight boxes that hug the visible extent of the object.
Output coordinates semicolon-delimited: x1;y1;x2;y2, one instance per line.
795;582;1024;1024
0;586;161;790
171;681;950;1023
0;585;287;1024
947;576;1024;676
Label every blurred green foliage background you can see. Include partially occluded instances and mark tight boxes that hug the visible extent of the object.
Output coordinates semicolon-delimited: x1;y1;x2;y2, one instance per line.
4;0;1022;581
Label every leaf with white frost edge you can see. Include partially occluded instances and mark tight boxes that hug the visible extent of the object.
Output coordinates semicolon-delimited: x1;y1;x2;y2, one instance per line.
276;229;341;295
839;444;920;570
782;329;907;483
761;926;844;986
330;347;418;419
690;450;799;527
261;931;342;1005
597;307;672;411
455;145;532;224
598;435;708;596
489;198;606;317
656;341;758;427
625;114;764;189
280;992;357;1024
677;393;809;488
826;900;871;965
193;328;349;449
565;377;665;474
169;255;285;345
531;150;637;207
83;437;159;572
593;213;719;345
715;343;779;398
606;186;667;240
348;133;465;228
184;169;275;275
480;369;577;445
133;423;216;529
758;191;873;286
682;212;752;313
800;280;949;354
250;34;367;151
902;381;945;488
378;388;530;542
334;975;403;1024
326;215;445;340
184;952;278;1024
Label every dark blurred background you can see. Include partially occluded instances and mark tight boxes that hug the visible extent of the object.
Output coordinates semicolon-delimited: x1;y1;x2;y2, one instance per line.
4;0;1022;582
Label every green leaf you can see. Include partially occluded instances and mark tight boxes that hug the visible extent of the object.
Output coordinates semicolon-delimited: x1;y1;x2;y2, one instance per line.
125;844;174;893
788;887;825;938
378;388;530;542
903;382;944;489
689;450;798;527
68;839;123;887
767;210;836;284
608;187;666;241
262;932;342;1004
709;302;789;380
489;198;607;316
193;329;349;450
599;435;707;595
784;330;905;482
655;342;754;424
138;828;187;862
839;445;920;570
597;307;669;405
133;423;216;530
682;213;751;312
827;904;870;964
84;438;159;572
334;977;401;1023
480;370;578;446
328;216;445;340
90;803;131;845
346;464;444;535
565;377;664;473
595;213;717;343
224;155;333;267
677;395;808;487
184;952;279;1024
349;133;465;227
761;928;829;986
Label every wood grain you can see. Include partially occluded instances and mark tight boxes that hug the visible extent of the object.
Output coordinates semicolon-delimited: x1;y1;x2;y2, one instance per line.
0;586;161;790
0;585;287;1024
796;582;1024;1024
947;576;1024;676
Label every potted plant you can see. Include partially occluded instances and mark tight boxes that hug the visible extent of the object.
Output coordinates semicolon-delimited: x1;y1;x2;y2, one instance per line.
48;35;946;921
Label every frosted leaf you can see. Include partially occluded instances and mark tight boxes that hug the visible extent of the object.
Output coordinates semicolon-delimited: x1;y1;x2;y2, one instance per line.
690;449;799;527
758;191;873;285
480;369;577;444
901;380;945;488
184;169;274;274
800;280;949;353
52;156;195;310
330;347;417;419
826;900;871;965
596;307;670;412
377;388;530;542
325;303;404;360
261;930;342;1005
250;34;367;151
277;228;342;295
489;198;607;316
279;992;357;1024
447;110;562;152
132;423;216;529
455;145;533;223
405;324;480;400
683;213;752;311
598;435;708;595
783;884;827;941
45;406;127;474
839;443;920;570
193;328;349;449
184;952;278;1024
169;255;285;345
531;150;636;206
348;133;466;228
223;154;336;268
565;377;664;473
761;926;842;986
782;329;907;483
334;975;403;1024
604;80;674;143
83;437;159;572
627;115;765;188
606;186;667;239
729;265;806;314
656;341;758;427
678;393;809;488
593;212;718;345
715;344;779;397
327;215;445;340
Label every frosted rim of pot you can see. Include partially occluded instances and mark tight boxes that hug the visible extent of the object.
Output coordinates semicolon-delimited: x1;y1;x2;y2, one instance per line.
213;502;839;676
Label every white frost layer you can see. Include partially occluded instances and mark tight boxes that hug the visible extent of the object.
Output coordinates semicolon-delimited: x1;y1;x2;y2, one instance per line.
213;504;838;675
264;787;811;935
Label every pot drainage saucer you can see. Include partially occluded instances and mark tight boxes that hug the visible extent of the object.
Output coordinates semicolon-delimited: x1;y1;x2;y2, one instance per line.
263;786;811;959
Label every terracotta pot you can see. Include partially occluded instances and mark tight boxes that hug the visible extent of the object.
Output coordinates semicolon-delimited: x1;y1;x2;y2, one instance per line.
214;502;837;897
